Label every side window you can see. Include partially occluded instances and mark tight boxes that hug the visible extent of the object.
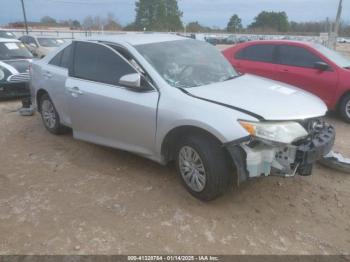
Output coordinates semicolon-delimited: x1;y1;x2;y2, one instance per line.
49;44;72;68
49;52;62;66
277;45;322;68
60;44;72;68
73;42;136;86
236;45;275;63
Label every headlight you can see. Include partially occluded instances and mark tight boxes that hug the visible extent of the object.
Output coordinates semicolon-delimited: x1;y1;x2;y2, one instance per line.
0;69;4;81
239;120;308;144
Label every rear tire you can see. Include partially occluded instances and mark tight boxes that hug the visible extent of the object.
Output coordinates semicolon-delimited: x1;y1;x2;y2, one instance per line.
39;94;67;134
339;94;350;123
175;133;232;201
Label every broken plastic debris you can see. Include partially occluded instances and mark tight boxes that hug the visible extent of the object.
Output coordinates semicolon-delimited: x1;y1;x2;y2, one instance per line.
319;151;350;174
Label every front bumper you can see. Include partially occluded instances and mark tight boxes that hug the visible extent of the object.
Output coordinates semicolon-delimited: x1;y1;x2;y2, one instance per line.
226;121;335;183
0;82;30;99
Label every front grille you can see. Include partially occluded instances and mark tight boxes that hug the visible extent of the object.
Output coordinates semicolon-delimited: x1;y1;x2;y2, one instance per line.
7;73;30;83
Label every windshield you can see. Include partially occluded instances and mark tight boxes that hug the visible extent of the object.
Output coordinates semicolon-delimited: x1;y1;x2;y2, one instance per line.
0;42;33;60
313;44;350;68
135;39;238;88
38;38;65;47
0;31;17;39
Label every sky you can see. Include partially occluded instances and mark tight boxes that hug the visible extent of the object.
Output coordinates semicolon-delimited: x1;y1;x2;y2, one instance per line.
1;0;349;28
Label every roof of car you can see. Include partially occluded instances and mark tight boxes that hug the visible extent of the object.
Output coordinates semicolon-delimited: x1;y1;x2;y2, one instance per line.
238;40;318;47
0;37;20;43
87;33;186;46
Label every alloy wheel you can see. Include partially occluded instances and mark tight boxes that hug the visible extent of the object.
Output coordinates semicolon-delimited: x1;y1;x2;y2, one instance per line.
346;100;350;119
42;99;56;129
178;146;206;192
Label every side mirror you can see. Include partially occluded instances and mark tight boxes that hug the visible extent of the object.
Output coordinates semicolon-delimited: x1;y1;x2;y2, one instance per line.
119;73;141;89
314;61;330;71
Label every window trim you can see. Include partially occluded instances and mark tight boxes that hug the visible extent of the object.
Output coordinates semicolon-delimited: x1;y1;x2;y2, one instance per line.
69;40;156;91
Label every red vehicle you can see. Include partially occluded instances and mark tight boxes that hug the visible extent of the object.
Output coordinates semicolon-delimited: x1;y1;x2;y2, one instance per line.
222;40;350;122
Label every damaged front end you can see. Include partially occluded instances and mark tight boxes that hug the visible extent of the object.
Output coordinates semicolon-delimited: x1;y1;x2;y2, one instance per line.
226;118;335;184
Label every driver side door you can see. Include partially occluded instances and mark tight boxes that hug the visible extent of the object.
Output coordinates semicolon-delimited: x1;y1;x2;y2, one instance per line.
66;41;159;157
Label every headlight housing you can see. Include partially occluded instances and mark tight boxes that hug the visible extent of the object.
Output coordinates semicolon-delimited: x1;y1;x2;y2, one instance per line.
239;120;308;144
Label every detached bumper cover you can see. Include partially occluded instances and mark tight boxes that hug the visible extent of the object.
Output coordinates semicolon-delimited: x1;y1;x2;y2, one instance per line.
295;123;335;175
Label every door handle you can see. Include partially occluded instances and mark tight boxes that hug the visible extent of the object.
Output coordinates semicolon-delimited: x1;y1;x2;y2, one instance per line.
68;86;83;96
44;71;52;78
280;68;289;72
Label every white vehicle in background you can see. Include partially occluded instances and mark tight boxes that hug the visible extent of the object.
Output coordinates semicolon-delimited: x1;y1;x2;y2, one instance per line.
19;35;66;58
0;29;17;39
338;38;350;44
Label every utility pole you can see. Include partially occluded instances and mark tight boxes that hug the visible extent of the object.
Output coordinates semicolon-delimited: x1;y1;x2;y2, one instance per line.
332;0;343;49
20;0;29;34
334;0;343;36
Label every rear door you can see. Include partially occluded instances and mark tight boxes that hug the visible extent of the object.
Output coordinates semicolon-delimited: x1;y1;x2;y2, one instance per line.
275;44;338;106
233;44;278;80
44;44;72;125
66;41;159;156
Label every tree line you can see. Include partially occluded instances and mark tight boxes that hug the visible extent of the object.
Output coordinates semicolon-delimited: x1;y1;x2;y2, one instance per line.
6;0;350;36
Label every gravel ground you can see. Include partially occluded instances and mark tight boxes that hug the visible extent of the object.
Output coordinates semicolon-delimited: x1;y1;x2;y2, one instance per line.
0;100;349;255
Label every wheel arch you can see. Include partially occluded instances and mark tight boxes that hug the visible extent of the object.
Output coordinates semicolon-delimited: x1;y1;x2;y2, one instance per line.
337;90;350;110
160;125;241;187
161;125;234;163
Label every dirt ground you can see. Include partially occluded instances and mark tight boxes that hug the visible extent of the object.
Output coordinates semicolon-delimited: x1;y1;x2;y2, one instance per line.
1;43;350;255
0;100;349;255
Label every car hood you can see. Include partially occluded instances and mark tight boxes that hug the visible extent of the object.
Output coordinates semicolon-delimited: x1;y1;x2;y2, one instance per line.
185;74;327;121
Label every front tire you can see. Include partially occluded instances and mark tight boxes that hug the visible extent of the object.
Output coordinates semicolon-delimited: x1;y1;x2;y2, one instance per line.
40;94;67;134
339;94;350;123
175;133;232;201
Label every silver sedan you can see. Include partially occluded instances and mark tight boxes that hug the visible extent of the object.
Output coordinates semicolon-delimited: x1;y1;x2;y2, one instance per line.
30;34;335;201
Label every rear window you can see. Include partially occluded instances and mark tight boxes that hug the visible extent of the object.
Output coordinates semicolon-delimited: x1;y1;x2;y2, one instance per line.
235;44;275;63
